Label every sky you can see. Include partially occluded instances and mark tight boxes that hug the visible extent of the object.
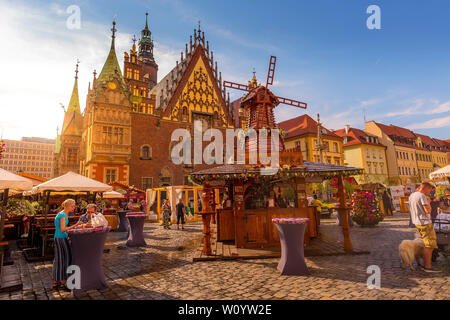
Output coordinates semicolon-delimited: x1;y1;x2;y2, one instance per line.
0;0;449;140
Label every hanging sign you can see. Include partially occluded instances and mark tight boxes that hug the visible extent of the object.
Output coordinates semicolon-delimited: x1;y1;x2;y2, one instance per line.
305;176;323;183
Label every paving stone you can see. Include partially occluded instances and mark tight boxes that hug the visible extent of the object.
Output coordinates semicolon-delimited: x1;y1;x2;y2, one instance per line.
2;216;449;300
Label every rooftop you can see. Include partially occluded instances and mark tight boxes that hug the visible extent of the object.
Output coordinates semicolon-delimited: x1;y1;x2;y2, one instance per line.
278;114;341;139
334;127;384;147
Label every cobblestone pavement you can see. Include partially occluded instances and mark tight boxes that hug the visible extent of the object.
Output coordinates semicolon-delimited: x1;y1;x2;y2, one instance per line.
1;214;449;300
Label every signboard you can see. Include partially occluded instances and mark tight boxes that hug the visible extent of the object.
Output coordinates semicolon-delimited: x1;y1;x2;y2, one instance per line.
305;176;323;183
388;186;405;212
126;193;145;200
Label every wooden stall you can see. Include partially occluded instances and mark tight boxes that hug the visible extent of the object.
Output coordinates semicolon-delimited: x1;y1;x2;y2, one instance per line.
191;161;363;252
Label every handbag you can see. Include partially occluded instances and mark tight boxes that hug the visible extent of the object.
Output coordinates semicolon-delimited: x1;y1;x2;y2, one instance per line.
91;213;109;228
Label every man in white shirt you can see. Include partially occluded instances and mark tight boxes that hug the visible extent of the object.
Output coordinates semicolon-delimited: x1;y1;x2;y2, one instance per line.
409;182;437;272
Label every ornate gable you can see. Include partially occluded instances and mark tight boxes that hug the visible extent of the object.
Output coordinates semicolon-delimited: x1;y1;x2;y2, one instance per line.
149;26;235;128
162;47;233;128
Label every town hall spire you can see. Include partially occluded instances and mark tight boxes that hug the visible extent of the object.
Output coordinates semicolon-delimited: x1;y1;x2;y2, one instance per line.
96;21;125;88
138;12;155;63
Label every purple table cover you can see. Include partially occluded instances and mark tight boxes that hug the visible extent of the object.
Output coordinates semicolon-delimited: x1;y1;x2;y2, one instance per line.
126;213;147;247
69;230;108;293
117;210;130;232
273;219;310;276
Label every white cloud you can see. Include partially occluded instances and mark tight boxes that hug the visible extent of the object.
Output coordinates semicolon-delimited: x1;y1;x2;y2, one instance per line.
431;101;450;114
407;116;450;129
0;1;178;140
379;98;450;118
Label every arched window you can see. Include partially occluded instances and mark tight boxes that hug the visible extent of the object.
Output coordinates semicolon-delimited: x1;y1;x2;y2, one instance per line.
141;145;151;160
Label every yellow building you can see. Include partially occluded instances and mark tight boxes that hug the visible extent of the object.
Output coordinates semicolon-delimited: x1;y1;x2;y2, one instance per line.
334;127;388;184
415;134;435;181
365;121;419;185
431;138;450;169
278;114;344;165
79;22;132;184
365;121;450;185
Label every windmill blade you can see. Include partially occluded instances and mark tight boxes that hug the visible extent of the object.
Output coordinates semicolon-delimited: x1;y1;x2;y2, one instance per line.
266;56;276;86
223;81;250;92
276;96;307;109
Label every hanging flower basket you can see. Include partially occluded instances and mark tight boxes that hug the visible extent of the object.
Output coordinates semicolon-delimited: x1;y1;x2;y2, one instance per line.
350;191;383;227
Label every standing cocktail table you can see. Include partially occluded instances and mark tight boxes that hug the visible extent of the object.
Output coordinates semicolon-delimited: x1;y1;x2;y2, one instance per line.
272;218;310;276
69;226;111;294
126;212;147;247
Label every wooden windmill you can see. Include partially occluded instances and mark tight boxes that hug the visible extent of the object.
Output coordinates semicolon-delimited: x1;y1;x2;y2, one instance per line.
224;56;308;165
224;56;307;130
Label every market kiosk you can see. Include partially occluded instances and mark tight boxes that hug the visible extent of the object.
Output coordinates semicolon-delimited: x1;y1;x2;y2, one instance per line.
190;155;363;253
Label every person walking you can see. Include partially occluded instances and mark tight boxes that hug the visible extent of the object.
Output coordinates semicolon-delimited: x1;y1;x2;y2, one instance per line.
409;182;439;272
176;198;186;230
382;190;393;216
161;199;172;229
53;199;81;291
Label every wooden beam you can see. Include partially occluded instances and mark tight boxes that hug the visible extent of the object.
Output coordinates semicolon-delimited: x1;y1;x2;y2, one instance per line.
337;176;353;252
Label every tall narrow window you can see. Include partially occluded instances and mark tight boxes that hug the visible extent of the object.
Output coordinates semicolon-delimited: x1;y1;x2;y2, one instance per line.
142;177;153;190
114;128;119;144
105;169;117;184
141;146;151;159
103;126;112;144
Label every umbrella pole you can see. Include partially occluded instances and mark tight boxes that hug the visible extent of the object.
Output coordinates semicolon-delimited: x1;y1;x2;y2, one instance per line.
42;191;50;257
0;188;9;281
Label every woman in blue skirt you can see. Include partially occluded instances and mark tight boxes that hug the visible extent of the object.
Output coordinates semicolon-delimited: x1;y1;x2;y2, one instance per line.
52;199;80;291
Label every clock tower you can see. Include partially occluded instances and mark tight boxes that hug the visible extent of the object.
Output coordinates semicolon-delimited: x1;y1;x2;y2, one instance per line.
123;13;159;115
79;21;132;184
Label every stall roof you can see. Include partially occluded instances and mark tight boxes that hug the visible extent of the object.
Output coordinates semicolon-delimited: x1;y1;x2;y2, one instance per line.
0;168;33;191
109;181;145;194
190;161;363;182
430;165;450;180
32;171;112;193
103;190;125;199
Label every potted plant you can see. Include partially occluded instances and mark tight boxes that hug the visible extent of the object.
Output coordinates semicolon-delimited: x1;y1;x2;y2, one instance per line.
350;191;384;227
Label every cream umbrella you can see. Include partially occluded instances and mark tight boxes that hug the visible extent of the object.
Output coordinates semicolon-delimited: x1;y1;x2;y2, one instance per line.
429;165;450;180
31;171;112;257
0;168;33;278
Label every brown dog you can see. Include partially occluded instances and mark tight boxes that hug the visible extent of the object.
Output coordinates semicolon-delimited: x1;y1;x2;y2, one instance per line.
399;238;424;270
